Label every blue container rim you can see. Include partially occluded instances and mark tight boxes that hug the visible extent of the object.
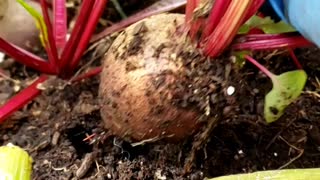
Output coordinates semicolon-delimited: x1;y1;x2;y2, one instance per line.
268;0;287;22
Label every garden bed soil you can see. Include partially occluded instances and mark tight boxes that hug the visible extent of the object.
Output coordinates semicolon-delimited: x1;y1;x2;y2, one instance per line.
1;1;320;180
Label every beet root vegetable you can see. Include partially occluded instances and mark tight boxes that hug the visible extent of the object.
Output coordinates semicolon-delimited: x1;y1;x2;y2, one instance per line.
99;13;204;142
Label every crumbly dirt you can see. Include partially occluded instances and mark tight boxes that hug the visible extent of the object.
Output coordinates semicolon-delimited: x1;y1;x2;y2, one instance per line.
1;1;320;180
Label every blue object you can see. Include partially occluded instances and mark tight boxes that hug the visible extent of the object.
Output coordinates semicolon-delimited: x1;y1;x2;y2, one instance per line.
268;0;286;22
269;0;320;46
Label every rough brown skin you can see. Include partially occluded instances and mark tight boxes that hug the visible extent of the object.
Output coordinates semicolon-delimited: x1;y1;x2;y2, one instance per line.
99;13;203;142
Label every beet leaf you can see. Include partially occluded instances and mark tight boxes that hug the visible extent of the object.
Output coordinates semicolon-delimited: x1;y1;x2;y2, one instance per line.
238;15;296;34
264;70;307;123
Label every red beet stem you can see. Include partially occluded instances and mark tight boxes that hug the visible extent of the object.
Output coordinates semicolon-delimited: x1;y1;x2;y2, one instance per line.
0;75;48;123
40;0;59;73
288;48;303;69
91;0;187;43
53;0;67;49
59;0;95;75
202;0;231;39
232;36;313;50
243;0;265;22
68;0;108;75
203;0;253;57
244;55;274;79
185;0;198;25
70;67;102;83
0;38;56;74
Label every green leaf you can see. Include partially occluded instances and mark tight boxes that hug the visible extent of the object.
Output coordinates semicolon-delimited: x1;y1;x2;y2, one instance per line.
238;15;296;34
17;0;48;47
0;143;33;180
264;70;307;123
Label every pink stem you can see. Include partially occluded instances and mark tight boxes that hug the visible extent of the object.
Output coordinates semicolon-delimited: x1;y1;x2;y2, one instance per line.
71;67;102;82
40;0;59;73
244;55;274;79
91;0;187;43
288;48;302;69
185;0;197;26
69;0;108;74
203;0;253;57
59;0;95;74
0;75;48;123
0;38;56;74
234;33;296;42
0;66;102;123
53;0;67;49
243;0;265;22
232;36;313;50
202;0;231;39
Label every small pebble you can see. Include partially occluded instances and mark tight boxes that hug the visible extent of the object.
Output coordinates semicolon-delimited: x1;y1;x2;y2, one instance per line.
76;153;94;178
0;52;5;63
51;131;60;146
226;86;235;95
2;134;9;141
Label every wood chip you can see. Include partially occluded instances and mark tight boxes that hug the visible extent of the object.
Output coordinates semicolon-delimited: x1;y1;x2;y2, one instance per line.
76;152;94;178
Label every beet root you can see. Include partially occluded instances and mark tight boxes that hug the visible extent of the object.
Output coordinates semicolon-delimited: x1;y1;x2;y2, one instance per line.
99;13;203;142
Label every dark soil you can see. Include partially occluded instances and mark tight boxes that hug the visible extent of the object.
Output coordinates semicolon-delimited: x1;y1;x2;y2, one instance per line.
1;1;320;180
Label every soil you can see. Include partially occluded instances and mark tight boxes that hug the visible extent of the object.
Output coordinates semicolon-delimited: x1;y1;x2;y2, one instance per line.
1;1;320;180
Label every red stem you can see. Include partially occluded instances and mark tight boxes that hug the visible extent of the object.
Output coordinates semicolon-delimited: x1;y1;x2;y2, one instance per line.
0;75;48;123
71;67;102;82
202;0;231;39
91;0;187;43
244;55;274;79
53;0;67;49
288;48;303;69
243;0;265;22
59;0;95;74
185;0;197;25
185;0;201;40
203;0;253;57
69;0;108;75
234;33;297;42
0;66;102;123
0;38;56;74
40;0;59;73
232;36;313;50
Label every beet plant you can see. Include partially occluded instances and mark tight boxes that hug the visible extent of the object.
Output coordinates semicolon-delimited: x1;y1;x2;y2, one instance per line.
0;0;107;121
99;0;312;142
0;0;315;143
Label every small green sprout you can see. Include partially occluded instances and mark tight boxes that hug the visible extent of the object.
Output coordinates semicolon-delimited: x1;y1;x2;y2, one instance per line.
264;70;307;123
244;55;307;123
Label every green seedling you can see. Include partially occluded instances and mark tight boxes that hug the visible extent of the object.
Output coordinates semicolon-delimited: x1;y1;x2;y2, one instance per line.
264;70;307;123
245;55;307;123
